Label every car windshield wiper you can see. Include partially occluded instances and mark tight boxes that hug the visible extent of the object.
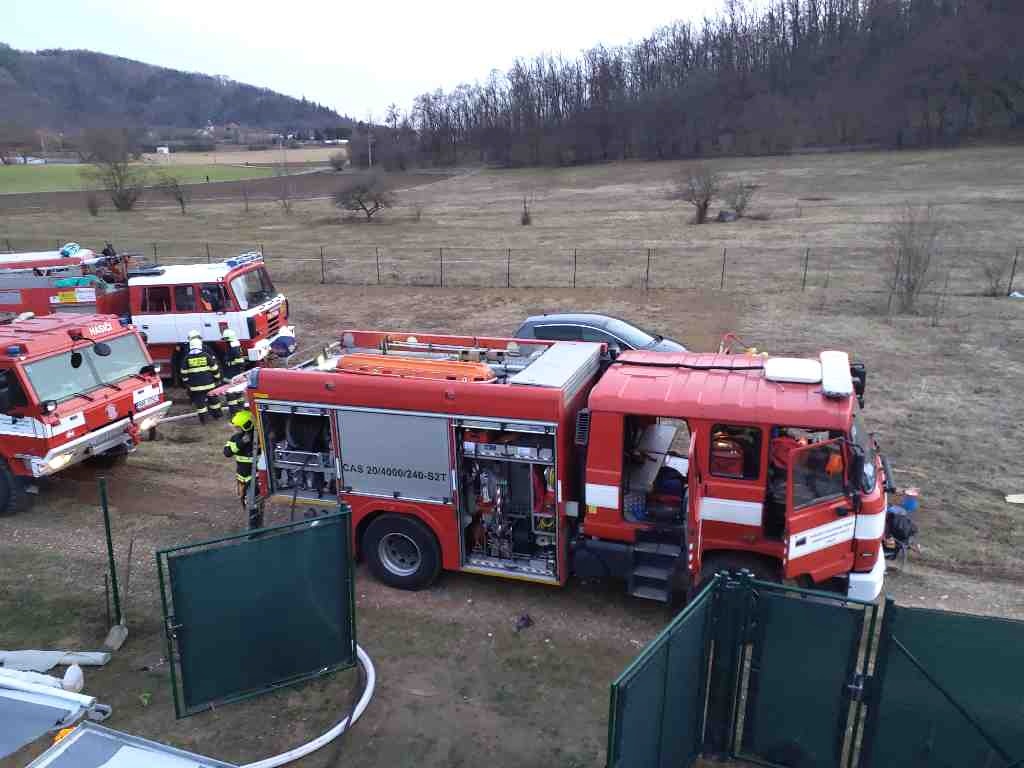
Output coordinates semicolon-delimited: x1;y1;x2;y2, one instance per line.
67;390;95;402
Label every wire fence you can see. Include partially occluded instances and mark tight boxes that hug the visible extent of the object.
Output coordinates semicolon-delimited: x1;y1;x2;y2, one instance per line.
2;236;1020;298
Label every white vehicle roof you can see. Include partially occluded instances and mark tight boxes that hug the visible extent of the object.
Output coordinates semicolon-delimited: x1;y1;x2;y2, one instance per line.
128;254;264;287
0;249;95;265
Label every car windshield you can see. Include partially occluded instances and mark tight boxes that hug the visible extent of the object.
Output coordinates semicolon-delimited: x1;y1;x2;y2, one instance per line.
230;267;277;310
22;333;150;403
605;318;657;348
850;414;878;493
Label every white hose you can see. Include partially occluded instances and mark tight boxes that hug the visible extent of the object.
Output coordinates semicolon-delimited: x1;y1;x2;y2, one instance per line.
241;644;376;768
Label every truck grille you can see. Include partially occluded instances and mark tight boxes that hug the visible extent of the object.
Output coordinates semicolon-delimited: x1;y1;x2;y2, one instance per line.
266;311;280;337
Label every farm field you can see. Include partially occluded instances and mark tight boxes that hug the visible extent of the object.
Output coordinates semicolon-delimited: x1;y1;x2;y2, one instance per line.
1;145;1023;766
141;145;343;166
0;162;276;194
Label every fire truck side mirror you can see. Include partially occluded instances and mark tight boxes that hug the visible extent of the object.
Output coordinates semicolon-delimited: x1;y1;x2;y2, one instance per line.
70;351;83;369
0;373;10;412
93;342;112;357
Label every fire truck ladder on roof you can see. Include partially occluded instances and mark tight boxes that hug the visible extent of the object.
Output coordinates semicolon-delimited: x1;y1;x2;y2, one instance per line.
629;528;686;603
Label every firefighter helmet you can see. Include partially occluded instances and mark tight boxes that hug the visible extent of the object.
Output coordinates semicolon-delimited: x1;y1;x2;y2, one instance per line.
222;328;239;343
231;410;253;430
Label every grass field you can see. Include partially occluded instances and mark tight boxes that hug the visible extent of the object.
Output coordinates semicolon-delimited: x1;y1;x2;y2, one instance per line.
142;146;342;166
1;145;1023;766
0;162;277;194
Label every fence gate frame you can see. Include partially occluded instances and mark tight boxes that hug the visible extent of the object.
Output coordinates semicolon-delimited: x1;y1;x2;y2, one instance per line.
157;509;356;718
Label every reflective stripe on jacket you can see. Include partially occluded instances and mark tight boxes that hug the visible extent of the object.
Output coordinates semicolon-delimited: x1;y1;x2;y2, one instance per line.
224;428;255;481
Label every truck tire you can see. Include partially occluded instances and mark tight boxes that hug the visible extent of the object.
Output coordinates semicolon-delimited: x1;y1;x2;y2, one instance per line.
699;551;781;584
0;461;34;516
363;514;441;591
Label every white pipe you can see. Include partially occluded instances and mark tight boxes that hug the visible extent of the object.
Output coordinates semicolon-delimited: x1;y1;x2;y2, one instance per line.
0;676;96;707
241;644;376;768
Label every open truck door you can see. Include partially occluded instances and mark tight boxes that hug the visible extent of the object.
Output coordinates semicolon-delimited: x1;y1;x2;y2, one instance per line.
687;431;702;582
784;438;855;583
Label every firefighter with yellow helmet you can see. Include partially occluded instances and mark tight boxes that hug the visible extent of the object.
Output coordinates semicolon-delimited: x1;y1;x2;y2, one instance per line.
179;330;223;424
220;328;247;414
224;409;259;525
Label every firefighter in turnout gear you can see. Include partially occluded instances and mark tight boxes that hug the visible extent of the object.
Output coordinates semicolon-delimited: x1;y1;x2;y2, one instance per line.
221;328;247;414
224;410;259;526
180;330;223;424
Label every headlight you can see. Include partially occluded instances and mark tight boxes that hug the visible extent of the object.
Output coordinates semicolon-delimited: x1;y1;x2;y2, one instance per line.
47;453;73;472
138;415;161;432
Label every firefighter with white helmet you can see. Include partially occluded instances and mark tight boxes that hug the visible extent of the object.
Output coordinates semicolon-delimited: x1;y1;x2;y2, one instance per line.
223;409;259;526
179;330;223;424
220;328;246;414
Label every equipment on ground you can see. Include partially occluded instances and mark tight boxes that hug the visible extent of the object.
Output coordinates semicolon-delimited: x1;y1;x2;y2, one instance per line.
0;313;170;513
242;330;892;603
0;247;297;380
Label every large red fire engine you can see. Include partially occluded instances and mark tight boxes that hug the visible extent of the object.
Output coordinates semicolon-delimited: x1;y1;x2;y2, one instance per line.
0;247;296;376
242;331;890;602
0;313;171;514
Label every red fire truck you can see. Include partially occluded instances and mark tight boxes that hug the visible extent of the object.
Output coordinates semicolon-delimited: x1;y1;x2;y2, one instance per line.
242;331;890;602
0;313;171;514
0;248;296;377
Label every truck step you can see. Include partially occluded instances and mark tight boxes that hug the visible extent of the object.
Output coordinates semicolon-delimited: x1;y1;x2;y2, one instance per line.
635;541;682;557
632;564;672;581
630;584;670;603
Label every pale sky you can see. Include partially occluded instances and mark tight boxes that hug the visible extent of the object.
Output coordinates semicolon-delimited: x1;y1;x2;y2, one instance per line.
7;0;726;119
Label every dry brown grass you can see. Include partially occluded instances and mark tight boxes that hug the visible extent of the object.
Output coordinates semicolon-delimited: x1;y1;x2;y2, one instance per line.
3;146;1023;295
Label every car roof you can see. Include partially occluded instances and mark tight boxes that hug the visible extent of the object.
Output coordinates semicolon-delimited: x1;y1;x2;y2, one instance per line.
522;313;615;328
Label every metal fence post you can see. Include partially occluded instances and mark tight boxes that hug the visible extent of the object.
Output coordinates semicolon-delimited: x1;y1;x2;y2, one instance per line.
572;248;577;288
1008;247;1019;296
320;246;326;284
720;247;727;289
506;248;511;288
99;478;122;626
802;248;810;291
376;247;381;285
645;248;652;290
205;242;211;264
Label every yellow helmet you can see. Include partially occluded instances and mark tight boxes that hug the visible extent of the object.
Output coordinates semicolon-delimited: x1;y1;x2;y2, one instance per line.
231;410;253;429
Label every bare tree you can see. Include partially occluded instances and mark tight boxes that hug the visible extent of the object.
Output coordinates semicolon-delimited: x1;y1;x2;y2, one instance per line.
333;173;395;220
887;204;944;313
80;128;146;211
156;173;189;214
724;179;757;217
669;165;720;224
978;254;1011;297
329;150;348;171
0;122;34;165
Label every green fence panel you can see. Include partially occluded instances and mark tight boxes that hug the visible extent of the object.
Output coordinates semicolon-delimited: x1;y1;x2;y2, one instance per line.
158;511;356;717
608;580;714;768
867;605;1024;767
740;590;865;768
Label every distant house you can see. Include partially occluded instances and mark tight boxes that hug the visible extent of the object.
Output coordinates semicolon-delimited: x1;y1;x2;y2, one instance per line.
156;146;170;155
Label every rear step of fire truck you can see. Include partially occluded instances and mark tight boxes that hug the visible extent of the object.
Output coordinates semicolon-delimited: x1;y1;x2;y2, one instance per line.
629;528;686;603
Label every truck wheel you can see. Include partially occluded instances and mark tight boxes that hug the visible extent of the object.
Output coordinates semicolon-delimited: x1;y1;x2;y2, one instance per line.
699;551;781;584
363;514;441;590
0;461;34;516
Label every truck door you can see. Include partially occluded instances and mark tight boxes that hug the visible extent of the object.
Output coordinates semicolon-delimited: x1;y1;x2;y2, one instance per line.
784;438;855;581
687;431;702;580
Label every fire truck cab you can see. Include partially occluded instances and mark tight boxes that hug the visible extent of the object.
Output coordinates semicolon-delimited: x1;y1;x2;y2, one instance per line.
0;248;296;377
244;331;889;603
0;313;171;514
576;350;888;602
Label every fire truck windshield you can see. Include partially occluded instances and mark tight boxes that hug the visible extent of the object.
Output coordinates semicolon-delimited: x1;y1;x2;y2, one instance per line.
230;267;277;309
22;333;150;404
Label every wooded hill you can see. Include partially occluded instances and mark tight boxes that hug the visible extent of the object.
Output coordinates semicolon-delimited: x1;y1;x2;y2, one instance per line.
400;0;1024;167
0;43;348;135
